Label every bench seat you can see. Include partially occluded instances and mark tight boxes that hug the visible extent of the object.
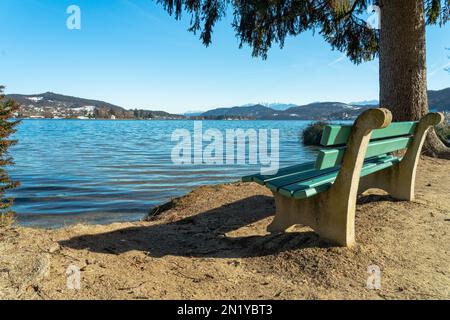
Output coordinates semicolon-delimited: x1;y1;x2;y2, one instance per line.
243;155;400;199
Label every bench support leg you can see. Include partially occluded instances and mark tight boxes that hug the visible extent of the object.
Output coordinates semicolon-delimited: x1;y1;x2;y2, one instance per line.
358;113;444;200
269;190;357;247
358;163;414;200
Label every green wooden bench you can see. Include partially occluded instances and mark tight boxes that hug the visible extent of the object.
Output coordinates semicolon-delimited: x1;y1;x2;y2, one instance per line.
242;108;444;247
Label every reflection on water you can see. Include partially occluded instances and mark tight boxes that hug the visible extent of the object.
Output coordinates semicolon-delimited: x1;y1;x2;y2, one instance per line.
7;119;319;227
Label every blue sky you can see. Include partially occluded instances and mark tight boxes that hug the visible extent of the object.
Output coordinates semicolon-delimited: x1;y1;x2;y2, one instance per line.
0;0;449;113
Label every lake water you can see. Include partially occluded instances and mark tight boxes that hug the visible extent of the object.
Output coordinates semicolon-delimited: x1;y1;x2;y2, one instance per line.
7;119;320;227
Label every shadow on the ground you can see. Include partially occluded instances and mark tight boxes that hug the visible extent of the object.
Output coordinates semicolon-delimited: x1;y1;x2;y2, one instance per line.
357;193;397;204
59;195;331;258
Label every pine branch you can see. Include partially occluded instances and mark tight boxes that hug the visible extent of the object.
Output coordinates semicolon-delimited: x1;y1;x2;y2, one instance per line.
0;85;20;223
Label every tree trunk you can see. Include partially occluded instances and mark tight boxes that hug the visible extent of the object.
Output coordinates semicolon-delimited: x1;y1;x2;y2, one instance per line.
379;0;449;158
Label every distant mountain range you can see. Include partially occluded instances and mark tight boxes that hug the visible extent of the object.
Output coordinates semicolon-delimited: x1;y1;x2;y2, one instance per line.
182;103;297;116
199;102;369;120
239;103;298;111
6;87;449;120
348;88;450;111
349;100;379;106
266;103;299;111
182;110;204;117
196;88;449;120
7;92;184;120
428;87;450;111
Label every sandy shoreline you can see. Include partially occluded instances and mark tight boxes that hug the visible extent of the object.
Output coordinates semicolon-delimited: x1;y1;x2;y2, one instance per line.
0;156;449;299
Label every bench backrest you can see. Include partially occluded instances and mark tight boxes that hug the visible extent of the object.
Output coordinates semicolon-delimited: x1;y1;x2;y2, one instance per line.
316;121;418;170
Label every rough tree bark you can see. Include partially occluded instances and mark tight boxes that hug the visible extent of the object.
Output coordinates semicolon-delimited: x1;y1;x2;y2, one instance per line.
379;0;449;158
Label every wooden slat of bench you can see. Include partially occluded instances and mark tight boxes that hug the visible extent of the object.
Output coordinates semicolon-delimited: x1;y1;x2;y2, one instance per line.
266;154;390;192
242;161;315;184
320;122;417;146
279;156;400;199
266;166;338;192
280;157;394;198
316;136;412;170
295;158;401;199
243;154;388;185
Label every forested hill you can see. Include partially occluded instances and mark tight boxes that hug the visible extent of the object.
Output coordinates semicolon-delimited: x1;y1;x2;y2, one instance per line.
7;92;184;119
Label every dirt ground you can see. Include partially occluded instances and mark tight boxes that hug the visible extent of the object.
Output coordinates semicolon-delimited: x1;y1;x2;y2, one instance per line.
0;156;449;300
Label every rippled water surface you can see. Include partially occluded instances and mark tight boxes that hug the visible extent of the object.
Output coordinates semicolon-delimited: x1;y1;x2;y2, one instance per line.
8;119;320;227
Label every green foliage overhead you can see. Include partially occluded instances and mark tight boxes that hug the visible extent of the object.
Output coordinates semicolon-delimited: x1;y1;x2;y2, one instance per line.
156;0;449;63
